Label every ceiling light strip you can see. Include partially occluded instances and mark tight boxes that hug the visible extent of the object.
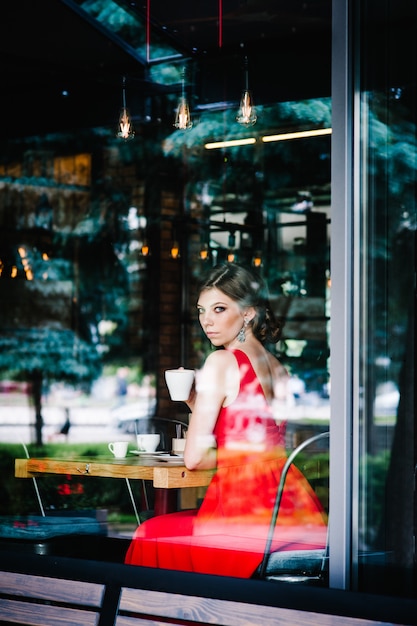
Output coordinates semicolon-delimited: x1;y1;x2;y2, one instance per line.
204;128;332;149
205;138;256;149
262;128;332;142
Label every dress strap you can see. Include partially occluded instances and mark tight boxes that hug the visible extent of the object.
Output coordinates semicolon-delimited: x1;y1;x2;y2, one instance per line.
229;349;261;391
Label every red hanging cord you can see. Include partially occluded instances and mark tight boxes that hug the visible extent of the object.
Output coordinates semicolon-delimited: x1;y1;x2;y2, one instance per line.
218;0;223;48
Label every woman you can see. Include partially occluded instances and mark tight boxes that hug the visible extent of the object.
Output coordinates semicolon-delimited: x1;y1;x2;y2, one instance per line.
125;263;327;577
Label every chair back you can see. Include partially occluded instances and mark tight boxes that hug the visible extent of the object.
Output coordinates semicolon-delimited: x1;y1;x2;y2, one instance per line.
257;431;330;583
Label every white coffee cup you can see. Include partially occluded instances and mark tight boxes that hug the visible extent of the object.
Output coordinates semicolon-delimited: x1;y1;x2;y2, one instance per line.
108;441;128;459
165;368;195;401
172;437;186;454
136;433;160;452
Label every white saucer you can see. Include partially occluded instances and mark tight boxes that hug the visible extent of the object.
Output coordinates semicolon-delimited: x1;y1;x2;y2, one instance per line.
154;455;185;465
130;451;185;464
130;450;165;456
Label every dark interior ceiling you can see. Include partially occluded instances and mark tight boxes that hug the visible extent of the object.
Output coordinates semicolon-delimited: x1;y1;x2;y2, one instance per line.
0;0;332;140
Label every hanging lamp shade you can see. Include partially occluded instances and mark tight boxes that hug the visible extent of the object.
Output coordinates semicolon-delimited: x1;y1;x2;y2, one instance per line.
141;240;150;257
116;77;134;140
199;243;210;261
174;97;192;130
252;251;263;268
170;241;180;259
227;232;237;262
236;57;257;126
117;108;134;140
236;90;257;126
174;68;192;130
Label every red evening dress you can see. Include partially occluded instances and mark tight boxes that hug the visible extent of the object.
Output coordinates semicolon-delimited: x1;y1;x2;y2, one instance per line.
125;350;327;577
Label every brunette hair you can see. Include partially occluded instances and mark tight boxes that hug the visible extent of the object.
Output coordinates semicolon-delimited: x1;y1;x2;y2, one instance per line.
198;263;282;345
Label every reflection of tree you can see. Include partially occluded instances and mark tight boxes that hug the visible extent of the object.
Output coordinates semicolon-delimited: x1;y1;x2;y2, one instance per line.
0;328;101;445
350;103;415;406
360;91;417;592
374;226;416;592
0;175;138;444
54;197;132;360
64;233;130;352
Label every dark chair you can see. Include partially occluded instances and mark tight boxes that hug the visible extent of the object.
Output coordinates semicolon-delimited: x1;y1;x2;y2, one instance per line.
256;431;330;585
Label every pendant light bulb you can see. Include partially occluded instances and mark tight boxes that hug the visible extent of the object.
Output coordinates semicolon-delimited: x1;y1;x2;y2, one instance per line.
237;90;257;126
252;251;263;268
236;57;257;127
174;68;192;130
174;97;192;130
141;240;150;257
199;243;210;261
227;232;236;262
117;77;135;140
170;241;181;259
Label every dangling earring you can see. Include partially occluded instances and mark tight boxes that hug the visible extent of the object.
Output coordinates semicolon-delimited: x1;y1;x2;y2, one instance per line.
237;318;248;343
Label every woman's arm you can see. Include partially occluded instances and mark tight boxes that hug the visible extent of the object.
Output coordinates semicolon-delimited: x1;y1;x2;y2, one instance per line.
184;350;238;470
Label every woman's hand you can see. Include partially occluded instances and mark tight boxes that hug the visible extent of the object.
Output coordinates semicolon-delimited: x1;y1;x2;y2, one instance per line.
185;379;197;412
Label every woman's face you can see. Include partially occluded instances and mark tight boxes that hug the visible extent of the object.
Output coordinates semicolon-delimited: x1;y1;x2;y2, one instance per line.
197;287;245;348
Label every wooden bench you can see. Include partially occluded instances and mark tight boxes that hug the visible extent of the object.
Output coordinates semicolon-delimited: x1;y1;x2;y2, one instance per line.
0;570;106;626
0;549;416;626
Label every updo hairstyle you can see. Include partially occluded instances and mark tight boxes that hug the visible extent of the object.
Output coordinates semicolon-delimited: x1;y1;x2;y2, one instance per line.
198;263;282;345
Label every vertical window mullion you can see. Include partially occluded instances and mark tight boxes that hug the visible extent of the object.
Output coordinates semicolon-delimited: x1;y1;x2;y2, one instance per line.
329;0;356;590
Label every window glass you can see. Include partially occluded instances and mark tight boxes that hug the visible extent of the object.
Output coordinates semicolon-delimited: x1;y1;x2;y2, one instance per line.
356;0;417;598
0;98;331;577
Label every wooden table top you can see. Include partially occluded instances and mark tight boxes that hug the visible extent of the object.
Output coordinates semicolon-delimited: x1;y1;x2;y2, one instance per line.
15;457;214;489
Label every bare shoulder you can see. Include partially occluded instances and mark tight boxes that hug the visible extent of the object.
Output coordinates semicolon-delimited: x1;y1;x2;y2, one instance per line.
197;350;238;401
201;350;239;387
204;349;237;368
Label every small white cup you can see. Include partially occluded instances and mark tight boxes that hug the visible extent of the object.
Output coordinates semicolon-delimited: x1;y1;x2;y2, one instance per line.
136;433;160;452
172;438;186;455
108;441;128;459
165;368;195;401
